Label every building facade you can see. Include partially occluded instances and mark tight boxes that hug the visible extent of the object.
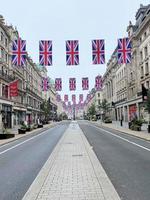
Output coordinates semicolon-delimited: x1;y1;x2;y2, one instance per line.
0;15;62;130
103;4;150;123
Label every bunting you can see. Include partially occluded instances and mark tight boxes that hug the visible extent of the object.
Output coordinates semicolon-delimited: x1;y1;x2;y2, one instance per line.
72;94;76;104
39;40;52;66
82;77;89;90
66;40;79;65
79;94;83;102
12;38;27;66
117;38;131;64
64;94;68;102
56;94;61;102
92;39;105;64
95;75;103;90
69;78;76;91
55;78;62;91
42;77;49;91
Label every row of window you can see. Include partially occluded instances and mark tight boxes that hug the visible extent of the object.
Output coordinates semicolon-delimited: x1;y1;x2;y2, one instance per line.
117;93;126;102
0;49;8;63
141;62;149;76
27;96;41;109
139;25;150;44
0;31;8;48
116;67;126;82
140;45;149;61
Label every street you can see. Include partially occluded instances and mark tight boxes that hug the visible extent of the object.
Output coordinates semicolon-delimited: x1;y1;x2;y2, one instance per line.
79;120;150;200
0;120;150;200
0;122;69;200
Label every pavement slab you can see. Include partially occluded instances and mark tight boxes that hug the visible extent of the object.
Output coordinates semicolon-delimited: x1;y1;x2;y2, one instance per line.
23;121;121;200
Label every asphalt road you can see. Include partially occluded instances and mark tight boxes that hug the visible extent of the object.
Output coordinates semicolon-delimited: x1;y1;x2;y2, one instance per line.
79;120;150;200
0;122;69;200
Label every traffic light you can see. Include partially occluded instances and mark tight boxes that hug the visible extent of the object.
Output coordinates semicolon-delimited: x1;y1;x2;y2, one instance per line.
142;84;148;101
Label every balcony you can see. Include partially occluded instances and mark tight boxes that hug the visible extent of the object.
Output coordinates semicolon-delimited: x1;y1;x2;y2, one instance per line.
0;70;15;83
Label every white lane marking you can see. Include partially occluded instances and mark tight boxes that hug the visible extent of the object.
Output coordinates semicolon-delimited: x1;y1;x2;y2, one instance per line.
0;127;55;155
89;124;150;152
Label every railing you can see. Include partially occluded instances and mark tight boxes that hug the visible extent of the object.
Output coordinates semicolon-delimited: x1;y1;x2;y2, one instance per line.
0;70;15;82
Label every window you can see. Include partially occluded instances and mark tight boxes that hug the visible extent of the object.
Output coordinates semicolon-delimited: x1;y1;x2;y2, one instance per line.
146;81;149;88
98;99;100;105
5;53;8;62
1;31;4;42
130;72;133;80
144;46;148;58
144;31;147;38
145;62;149;74
141;66;144;77
140;51;143;61
2;84;8;98
1;49;4;62
5;38;8;47
140;37;142;43
98;93;100;97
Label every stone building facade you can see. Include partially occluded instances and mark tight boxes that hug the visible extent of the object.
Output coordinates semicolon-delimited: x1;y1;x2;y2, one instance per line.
103;4;150;123
0;15;62;130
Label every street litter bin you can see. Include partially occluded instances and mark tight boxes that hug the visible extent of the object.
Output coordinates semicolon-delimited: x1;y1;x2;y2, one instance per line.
148;124;150;133
128;122;132;129
120;119;123;126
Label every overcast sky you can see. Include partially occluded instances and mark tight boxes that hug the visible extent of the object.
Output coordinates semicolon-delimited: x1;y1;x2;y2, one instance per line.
1;0;149;102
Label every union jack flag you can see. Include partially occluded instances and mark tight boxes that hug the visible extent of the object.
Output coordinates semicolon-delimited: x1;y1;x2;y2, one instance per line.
92;39;105;64
87;94;91;101
117;38;131;64
79;94;83;102
12;38;27;66
68;101;71;106
95;75;103;90
39;40;52;66
72;94;76;104
82;77;89;90
56;94;61;102
69;78;76;91
55;78;62;91
64;94;68;102
66;40;79;65
42;77;49;91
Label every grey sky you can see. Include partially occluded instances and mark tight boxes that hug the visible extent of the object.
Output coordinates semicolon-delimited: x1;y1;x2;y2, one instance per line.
1;0;149;102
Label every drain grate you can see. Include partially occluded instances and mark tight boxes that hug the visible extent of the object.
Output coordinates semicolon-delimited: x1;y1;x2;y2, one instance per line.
64;142;73;144
72;154;83;157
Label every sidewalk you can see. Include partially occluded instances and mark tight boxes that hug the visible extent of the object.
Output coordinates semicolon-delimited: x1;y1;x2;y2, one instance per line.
0;122;57;146
93;120;150;141
23;121;120;200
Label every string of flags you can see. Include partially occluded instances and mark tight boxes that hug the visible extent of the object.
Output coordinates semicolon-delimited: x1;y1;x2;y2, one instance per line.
12;38;132;66
59;92;96;112
53;75;103;92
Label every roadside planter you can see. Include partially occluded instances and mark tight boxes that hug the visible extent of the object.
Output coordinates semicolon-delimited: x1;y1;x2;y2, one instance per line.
18;128;26;134
0;129;15;139
37;123;43;128
0;133;15;139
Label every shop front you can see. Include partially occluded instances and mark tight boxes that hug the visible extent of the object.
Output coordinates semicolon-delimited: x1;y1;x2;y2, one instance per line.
129;104;137;121
1;104;12;128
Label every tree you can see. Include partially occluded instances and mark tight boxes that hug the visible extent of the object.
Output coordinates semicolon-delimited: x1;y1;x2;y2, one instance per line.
98;99;109;119
59;112;68;120
40;100;51;121
87;103;96;119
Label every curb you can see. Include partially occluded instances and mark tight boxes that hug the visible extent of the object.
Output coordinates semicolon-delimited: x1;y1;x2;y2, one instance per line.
0;123;59;147
81;128;121;200
92;122;150;141
22;125;67;200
